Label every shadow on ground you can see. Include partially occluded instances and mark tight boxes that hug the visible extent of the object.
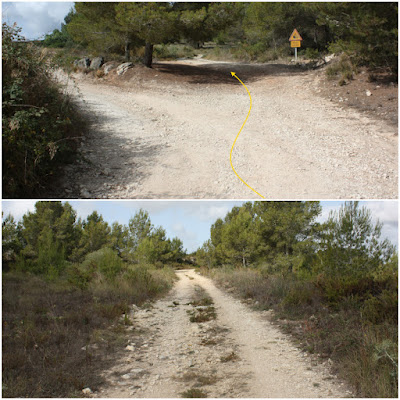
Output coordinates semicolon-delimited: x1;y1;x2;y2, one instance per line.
41;101;163;199
152;61;306;85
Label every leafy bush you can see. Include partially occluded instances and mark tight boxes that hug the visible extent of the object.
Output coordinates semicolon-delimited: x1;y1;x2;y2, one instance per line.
81;248;123;281
154;43;196;60
305;47;320;60
2;23;87;198
42;28;74;48
325;54;357;82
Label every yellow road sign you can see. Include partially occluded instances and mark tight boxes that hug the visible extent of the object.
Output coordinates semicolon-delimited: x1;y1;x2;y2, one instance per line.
290;41;301;48
289;29;303;41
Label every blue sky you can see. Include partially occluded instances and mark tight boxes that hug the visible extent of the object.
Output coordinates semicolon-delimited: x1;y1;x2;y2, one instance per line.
2;2;74;39
2;201;398;253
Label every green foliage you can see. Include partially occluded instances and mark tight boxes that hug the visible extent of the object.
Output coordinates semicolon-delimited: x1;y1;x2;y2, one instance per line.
362;290;398;324
325;54;357;82
2;23;87;198
67;2;123;55
316;2;398;72
2;214;23;268
42;28;73;48
82;248;123;281
13;202;77;276
60;2;397;70
154;43;195;60
201;201;321;272
305;47;320;60
201;200;397;397
4;202;186;283
316;202;395;280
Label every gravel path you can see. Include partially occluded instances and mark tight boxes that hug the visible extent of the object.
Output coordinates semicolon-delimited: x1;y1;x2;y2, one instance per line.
95;269;352;398
50;61;397;199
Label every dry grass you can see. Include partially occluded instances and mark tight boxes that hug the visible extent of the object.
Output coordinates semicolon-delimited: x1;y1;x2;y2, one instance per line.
220;351;239;363
2;267;175;397
181;388;208;398
189;306;216;323
208;267;398;398
179;372;218;387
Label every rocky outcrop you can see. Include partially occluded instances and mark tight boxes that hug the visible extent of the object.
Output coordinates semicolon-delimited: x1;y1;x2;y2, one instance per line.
102;61;118;75
90;56;104;70
116;62;133;76
74;57;91;69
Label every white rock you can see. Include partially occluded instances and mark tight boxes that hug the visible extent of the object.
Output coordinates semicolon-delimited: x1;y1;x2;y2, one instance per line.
117;62;133;75
324;54;335;63
126;345;135;351
81;189;91;198
366;90;372;96
82;388;92;394
131;368;146;376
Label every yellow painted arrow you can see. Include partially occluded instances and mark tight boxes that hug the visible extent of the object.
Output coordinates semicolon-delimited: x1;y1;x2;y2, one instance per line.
230;72;265;199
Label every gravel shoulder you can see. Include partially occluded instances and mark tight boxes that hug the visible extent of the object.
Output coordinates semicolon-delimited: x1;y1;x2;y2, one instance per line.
94;269;352;398
48;60;397;199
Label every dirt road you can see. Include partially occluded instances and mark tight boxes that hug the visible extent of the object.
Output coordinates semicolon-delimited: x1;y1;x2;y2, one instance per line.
95;269;351;398
51;60;397;199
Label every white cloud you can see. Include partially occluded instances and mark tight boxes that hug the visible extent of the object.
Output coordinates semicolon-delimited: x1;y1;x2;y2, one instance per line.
2;2;74;39
2;200;37;220
68;200;100;221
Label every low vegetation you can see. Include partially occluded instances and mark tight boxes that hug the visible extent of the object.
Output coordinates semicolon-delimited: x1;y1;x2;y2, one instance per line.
2;202;181;397
181;388;208;398
220;352;239;363
197;201;398;398
187;288;216;323
2;24;87;198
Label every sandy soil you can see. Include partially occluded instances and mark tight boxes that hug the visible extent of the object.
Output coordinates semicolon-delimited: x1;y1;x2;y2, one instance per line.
49;59;397;199
93;269;352;398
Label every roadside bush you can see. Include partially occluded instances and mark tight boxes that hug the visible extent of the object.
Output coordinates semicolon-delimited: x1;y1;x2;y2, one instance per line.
325;54;357;82
305;47;320;60
362;290;398;324
154;43;196;60
81;248;123;281
2;23;87;198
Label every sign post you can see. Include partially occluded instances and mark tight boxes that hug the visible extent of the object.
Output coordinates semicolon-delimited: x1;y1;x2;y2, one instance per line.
289;29;303;62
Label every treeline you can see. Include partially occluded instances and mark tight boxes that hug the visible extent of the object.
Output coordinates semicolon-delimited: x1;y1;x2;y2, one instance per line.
2;24;87;198
3;201;186;277
197;201;396;277
47;2;397;71
197;201;398;397
2;201;180;397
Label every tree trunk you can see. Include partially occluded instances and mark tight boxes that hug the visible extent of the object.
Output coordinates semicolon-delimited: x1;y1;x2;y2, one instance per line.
144;42;153;68
124;39;131;62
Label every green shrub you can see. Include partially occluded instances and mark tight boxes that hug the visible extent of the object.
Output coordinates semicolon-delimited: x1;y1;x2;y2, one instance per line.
2;23;87;198
362;290;398;324
82;248;123;281
325;54;357;82
305;47;320;60
283;280;317;307
154;43;195;60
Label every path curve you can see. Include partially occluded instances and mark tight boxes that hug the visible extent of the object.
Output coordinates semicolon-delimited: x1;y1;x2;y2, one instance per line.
48;61;397;199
